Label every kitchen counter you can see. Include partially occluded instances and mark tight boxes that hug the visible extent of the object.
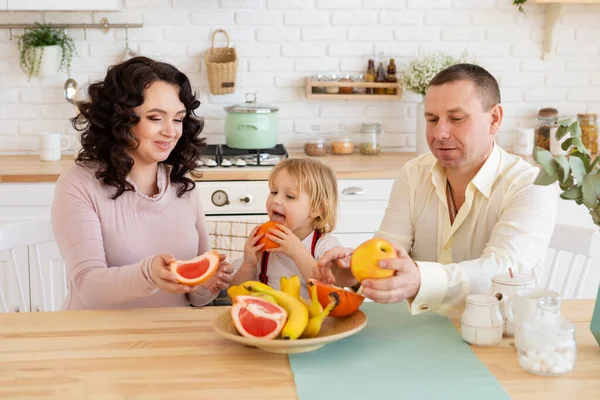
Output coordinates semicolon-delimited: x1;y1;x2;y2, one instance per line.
0;300;597;399
0;152;416;183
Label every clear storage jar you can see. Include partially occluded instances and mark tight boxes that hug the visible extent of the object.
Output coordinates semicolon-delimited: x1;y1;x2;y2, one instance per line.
515;297;577;376
304;137;327;156
534;108;558;151
330;136;354;155
577;113;598;155
359;123;382;155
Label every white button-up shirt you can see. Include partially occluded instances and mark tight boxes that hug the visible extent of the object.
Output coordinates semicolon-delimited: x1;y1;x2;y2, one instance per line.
376;143;557;316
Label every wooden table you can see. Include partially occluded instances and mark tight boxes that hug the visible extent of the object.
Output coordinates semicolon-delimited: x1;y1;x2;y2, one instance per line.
0;300;598;399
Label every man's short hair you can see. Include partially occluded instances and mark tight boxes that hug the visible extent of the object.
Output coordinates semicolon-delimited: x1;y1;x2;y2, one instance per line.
428;63;501;111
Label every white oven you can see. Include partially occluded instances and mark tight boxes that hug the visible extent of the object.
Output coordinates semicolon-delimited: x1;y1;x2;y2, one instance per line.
196;180;270;264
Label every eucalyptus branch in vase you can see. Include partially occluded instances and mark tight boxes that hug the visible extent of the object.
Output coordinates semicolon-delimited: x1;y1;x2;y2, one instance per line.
532;119;600;228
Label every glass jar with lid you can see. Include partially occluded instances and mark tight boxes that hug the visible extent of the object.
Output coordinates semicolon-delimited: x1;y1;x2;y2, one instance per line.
330;136;354;155
577;113;598;155
304;137;327;156
338;75;353;94
325;75;339;94
359;123;382;155
515;297;577;376
535;108;558;151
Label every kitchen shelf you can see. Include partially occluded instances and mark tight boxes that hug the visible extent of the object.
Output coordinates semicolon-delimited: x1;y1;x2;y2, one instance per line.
304;78;402;101
532;0;600;60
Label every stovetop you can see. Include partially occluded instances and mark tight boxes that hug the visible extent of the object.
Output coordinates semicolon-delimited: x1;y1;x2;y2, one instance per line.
197;144;289;168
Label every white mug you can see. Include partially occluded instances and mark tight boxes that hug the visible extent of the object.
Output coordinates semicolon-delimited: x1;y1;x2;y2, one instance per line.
505;288;560;336
512;128;535;156
39;132;71;161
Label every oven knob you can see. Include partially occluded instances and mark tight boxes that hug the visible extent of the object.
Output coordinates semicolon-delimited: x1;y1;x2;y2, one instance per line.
240;193;253;204
211;190;229;207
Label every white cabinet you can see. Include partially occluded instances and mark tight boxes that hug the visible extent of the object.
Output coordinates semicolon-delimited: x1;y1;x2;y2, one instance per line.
334;179;393;248
7;0;122;10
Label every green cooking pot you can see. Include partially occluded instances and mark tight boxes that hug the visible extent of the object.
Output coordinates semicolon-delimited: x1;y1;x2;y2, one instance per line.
224;93;279;149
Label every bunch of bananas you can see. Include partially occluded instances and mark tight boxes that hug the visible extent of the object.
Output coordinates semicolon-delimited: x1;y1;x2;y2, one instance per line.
228;276;339;340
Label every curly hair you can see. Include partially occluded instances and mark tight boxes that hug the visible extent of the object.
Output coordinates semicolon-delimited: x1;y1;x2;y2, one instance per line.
72;56;205;199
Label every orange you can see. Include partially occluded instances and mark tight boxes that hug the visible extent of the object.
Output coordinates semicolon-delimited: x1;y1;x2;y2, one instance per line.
256;221;281;250
308;279;365;317
170;250;220;286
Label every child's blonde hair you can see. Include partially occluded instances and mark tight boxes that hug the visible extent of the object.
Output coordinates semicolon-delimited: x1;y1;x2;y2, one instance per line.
268;157;338;234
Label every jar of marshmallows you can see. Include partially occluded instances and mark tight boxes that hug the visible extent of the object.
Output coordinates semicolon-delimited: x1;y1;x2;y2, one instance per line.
515;297;577;376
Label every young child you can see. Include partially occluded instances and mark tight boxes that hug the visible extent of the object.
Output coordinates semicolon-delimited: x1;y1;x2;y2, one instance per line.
231;157;340;299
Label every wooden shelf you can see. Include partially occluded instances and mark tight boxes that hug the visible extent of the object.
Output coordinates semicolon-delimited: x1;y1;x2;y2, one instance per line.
533;0;600;3
532;0;600;60
304;77;402;100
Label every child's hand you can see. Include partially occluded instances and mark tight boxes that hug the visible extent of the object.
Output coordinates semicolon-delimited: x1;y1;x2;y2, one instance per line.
202;253;235;294
241;225;265;268
265;224;307;259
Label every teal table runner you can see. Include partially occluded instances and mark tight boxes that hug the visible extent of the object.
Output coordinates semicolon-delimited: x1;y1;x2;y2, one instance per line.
289;302;510;400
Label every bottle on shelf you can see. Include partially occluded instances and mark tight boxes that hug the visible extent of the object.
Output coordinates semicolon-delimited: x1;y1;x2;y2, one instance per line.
376;61;386;95
386;58;397;95
365;59;376;95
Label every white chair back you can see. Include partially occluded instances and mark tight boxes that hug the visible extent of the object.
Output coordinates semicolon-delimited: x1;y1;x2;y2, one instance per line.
544;223;600;299
0;218;64;312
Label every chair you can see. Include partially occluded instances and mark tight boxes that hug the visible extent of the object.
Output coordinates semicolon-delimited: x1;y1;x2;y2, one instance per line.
0;218;63;312
544;223;600;299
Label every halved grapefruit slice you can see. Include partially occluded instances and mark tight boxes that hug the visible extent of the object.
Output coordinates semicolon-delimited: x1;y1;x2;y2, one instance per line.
231;295;288;340
170;250;220;286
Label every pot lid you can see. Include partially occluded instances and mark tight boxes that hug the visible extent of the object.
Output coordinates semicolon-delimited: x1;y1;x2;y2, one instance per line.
492;270;535;286
224;93;279;114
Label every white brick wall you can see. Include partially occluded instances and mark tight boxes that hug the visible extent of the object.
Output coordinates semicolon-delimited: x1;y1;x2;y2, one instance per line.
0;2;600;154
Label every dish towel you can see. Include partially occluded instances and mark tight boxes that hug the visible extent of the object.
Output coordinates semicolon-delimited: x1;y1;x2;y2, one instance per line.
289;302;510;400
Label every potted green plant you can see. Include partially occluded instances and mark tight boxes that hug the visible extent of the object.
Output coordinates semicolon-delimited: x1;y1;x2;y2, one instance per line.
531;119;600;346
17;23;76;80
401;50;474;156
513;0;527;13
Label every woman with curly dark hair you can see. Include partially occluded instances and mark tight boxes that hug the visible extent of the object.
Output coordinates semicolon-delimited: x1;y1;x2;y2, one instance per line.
51;56;234;311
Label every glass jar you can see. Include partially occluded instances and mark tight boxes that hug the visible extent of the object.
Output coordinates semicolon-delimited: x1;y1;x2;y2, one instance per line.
338;75;353;94
359;123;382;155
311;74;325;94
304;137;327;156
325;75;339;94
534;108;558;151
353;74;365;94
516;297;577;376
577;113;598;155
330;136;354;155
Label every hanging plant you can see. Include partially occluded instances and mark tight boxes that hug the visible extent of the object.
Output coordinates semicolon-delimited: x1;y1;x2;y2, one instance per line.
16;23;77;80
513;0;527;13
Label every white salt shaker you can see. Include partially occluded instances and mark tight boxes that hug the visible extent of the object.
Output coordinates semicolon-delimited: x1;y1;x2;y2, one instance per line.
515;297;577;376
461;295;504;346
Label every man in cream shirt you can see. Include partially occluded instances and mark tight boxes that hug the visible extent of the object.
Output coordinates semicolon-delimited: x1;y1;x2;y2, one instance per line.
315;63;557;316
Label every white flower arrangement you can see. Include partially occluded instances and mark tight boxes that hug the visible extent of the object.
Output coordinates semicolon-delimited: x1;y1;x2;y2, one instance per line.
402;51;475;97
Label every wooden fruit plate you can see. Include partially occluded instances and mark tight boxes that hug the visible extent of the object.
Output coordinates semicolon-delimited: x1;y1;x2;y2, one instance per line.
212;308;367;354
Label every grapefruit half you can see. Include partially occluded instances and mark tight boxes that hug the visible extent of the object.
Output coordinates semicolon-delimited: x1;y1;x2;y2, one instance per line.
231;295;288;340
170;250;220;286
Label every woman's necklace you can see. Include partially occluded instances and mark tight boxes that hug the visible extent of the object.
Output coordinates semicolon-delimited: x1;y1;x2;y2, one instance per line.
446;180;457;224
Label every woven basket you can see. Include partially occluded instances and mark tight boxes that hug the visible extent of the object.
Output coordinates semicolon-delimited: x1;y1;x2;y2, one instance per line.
205;29;238;95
